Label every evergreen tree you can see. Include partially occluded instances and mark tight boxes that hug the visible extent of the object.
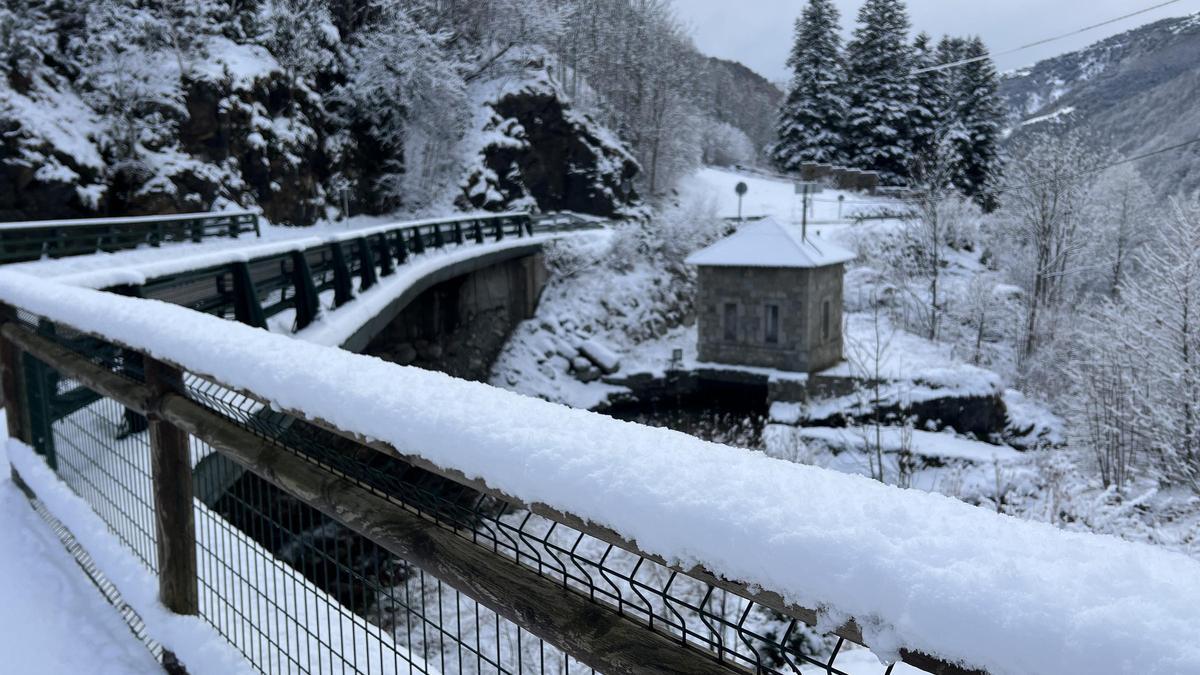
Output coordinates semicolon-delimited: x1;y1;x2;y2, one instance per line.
771;0;848;171
909;32;944;160
952;37;1004;210
844;0;915;184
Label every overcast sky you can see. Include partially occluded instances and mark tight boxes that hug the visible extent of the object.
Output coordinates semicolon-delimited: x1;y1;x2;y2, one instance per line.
684;0;1197;83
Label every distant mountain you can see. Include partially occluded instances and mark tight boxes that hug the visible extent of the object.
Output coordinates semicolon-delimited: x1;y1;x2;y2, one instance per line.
699;57;784;154
999;13;1200;196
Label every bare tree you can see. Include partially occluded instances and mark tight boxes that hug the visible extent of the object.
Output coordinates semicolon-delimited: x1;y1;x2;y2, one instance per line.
1000;132;1101;365
1083;164;1157;298
845;293;900;484
902;135;982;340
1066;311;1145;492
1118;199;1200;491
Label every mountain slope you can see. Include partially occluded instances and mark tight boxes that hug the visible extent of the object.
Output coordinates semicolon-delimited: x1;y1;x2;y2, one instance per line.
700;56;784;154
1000;13;1200;195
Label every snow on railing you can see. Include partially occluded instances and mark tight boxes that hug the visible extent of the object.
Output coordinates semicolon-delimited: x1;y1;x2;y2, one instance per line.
0;210;261;264
2;271;1199;675
0;209;261;231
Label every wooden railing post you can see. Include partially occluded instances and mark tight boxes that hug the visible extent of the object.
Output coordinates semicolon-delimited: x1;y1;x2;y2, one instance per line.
0;304;29;446
145;357;199;616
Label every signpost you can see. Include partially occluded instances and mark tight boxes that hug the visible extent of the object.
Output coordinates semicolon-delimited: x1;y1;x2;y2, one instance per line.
735;182;748;222
794;181;823;240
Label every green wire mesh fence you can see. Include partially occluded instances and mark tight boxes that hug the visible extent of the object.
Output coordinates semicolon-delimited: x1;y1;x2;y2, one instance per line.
4;310;948;675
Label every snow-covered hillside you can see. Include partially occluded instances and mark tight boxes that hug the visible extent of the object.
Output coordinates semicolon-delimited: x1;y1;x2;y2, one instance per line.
491;165;1200;561
1000;11;1200;195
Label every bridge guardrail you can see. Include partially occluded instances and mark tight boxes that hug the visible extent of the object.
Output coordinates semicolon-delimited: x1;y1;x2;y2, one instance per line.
0;210;261;264
0;287;982;675
121;212;596;333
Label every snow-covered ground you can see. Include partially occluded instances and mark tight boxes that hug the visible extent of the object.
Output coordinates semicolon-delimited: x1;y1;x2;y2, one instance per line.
0;427;162;675
690;165;898;228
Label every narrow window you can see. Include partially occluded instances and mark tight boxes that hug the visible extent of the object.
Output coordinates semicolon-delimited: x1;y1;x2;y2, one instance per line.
765;304;780;345
822;300;831;341
724;303;738;342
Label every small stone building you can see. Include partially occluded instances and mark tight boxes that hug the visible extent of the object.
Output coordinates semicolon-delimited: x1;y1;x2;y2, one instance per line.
686;219;855;373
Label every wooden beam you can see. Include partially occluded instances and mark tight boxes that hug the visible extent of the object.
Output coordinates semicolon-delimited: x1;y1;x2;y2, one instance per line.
0;317;985;675
0;323;152;415
145;358;199;616
157;393;743;675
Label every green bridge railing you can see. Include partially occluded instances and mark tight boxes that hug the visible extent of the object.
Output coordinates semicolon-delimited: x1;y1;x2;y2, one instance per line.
127;212;593;333
0;210;261;264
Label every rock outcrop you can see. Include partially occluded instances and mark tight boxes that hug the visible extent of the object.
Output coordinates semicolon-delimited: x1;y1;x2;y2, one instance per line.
460;73;640;217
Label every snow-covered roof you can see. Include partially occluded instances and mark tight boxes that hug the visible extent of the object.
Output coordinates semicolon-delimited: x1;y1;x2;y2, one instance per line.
686;219;856;269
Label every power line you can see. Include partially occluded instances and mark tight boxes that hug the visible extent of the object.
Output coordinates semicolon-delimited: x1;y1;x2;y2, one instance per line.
912;0;1187;75
990;134;1200;196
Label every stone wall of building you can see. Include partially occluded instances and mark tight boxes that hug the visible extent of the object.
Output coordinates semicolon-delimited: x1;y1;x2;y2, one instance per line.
696;264;844;373
804;264;845;372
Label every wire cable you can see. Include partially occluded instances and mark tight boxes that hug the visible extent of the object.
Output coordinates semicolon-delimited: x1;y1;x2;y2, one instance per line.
912;0;1187;75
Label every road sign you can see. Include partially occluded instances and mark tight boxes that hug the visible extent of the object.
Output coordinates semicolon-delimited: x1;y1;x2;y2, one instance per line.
794;181;824;195
735;182;748;222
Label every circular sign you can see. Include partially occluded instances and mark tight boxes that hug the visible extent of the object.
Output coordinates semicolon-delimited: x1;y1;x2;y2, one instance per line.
735;182;749;196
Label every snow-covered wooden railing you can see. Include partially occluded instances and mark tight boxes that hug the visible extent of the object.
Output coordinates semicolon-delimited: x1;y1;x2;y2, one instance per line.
1;272;1198;675
0;210;261;264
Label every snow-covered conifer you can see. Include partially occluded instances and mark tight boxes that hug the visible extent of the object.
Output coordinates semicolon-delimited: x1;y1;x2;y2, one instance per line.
952;37;1004;210
844;0;916;184
908;32;944;161
771;0;848;171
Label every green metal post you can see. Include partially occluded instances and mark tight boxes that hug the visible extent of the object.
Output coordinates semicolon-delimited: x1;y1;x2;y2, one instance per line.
290;251;321;331
474;220;485;244
393;231;409;264
231;262;267;329
376;234;395;277
356;237;378;292
22;321;59;469
329;242;354;308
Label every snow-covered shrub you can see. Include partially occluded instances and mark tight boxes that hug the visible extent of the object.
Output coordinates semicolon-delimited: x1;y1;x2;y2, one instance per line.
700;118;756;167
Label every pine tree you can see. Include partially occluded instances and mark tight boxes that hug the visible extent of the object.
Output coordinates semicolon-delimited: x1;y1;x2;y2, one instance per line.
771;0;848;171
844;0;915;184
951;37;1004;210
909;32;944;160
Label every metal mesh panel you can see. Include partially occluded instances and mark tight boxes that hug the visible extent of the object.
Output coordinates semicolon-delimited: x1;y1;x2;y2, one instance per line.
10;314;902;675
192;437;595;674
34;358;159;571
184;375;886;675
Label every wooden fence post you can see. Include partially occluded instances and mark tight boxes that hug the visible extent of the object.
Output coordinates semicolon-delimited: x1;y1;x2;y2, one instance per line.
0;303;29;445
145;357;199;616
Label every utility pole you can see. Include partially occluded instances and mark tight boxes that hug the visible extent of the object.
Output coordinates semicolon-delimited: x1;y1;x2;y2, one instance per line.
802;186;809;241
794;181;823;240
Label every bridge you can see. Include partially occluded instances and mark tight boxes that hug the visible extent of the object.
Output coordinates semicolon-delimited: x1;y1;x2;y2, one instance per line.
0;212;1195;675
